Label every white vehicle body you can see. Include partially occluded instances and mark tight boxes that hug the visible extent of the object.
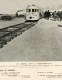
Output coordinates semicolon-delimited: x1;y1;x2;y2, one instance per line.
26;5;41;21
16;10;26;17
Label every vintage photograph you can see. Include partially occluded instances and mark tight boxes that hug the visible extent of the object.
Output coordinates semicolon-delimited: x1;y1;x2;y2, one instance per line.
0;0;62;61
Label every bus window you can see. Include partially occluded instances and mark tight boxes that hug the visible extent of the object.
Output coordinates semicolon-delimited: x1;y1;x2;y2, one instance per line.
35;9;36;12
32;9;34;12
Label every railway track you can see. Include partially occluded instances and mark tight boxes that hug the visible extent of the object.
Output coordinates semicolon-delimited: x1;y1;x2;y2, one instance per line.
0;22;35;48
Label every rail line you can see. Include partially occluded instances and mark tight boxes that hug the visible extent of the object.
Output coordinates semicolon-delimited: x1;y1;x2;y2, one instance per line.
0;22;35;48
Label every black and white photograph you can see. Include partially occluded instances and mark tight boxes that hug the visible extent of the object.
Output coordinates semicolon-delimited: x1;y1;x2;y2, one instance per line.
0;0;62;80
0;0;62;61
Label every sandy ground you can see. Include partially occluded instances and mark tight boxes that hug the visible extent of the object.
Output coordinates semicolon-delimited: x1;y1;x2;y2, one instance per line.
0;17;25;28
0;19;62;61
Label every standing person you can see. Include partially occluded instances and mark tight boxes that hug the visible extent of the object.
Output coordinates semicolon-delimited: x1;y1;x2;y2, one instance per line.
47;10;50;20
54;11;57;20
56;11;60;21
60;11;62;21
44;11;47;18
57;11;60;17
41;11;44;18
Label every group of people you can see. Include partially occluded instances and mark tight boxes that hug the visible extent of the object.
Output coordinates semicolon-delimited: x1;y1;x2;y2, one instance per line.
44;10;51;19
41;10;62;21
52;11;62;21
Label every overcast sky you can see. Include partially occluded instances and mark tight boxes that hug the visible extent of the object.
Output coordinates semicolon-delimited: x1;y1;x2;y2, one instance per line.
0;0;62;14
